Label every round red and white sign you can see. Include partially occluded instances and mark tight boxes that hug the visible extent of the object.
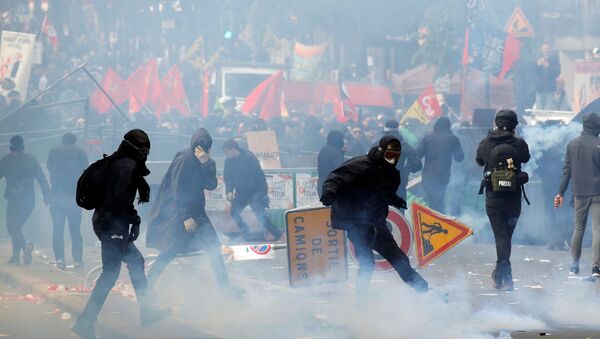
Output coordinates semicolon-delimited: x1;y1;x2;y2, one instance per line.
347;207;413;272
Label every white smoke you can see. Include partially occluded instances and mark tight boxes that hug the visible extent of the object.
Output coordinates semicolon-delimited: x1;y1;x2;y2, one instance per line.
520;123;581;175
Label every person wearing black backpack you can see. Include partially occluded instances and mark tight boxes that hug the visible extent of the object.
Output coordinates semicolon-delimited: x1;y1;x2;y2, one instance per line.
73;129;170;339
476;110;530;291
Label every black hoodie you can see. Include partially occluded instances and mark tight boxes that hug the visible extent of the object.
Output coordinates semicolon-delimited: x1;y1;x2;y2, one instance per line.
322;136;406;230
417;117;464;185
317;131;345;197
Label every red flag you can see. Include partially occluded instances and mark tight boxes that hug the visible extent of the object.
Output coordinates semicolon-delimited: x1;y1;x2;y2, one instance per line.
333;80;359;123
127;59;160;113
241;71;285;120
41;14;59;47
154;65;190;117
498;34;521;79
90;68;128;114
400;84;441;124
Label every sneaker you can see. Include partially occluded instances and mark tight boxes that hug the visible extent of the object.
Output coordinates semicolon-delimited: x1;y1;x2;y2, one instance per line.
72;320;97;339
56;259;67;271
491;269;503;289
569;264;580;275
23;242;34;265
141;307;172;327
592;266;600;278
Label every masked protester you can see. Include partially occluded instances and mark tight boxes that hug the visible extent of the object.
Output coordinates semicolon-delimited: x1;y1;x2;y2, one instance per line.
317;130;345;197
555;113;600;277
223;139;281;241
0;135;50;265
321;136;429;301
47;133;89;270
379;120;422;204
146;129;243;297
73;130;170;339
476;110;530;291
416;117;464;213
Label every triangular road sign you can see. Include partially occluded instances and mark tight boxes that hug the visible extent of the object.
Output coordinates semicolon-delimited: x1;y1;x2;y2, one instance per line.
411;202;473;268
504;6;535;37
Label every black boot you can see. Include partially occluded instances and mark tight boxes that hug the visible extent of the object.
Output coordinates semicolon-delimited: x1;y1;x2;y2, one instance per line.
491;269;503;289
503;269;514;291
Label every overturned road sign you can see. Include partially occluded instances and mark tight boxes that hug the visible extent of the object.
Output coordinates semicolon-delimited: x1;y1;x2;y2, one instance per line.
285;206;348;287
411;202;473;268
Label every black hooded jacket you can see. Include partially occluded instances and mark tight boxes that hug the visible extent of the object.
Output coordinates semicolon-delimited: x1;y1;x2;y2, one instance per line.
378;130;421;199
322;136;406;230
476;129;530;198
417;118;464;185
317;131;345;197
223;147;267;199
93;131;151;234
146;128;217;253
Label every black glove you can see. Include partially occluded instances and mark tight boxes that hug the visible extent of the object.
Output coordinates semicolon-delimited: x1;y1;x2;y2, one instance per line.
393;196;408;210
320;194;335;207
129;215;141;242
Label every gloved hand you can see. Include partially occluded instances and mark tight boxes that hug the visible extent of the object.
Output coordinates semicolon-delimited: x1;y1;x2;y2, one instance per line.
393;196;408;210
226;192;234;201
129;223;140;241
320;194;335;207
184;218;198;233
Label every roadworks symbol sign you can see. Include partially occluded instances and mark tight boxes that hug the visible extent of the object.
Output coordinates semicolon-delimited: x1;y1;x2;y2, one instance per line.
504;6;535;37
411;202;473;268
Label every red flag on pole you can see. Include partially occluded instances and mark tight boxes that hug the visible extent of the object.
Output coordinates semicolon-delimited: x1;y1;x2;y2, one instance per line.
41;14;59;47
332;80;359;123
153;64;190;117
241;71;285;120
90;68;128;114
127;59;160;113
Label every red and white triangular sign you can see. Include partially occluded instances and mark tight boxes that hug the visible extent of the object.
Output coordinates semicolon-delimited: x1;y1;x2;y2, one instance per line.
411;202;473;268
504;6;535;37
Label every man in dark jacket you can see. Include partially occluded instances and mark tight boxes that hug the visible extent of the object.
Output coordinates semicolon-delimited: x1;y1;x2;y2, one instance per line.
534;42;561;110
417;117;464;213
47;132;89;270
476;110;530;291
73;130;169;339
223;139;281;241
321;136;428;300
317;130;345;197
0;135;50;265
555;113;600;277
379;120;422;203
146;129;241;296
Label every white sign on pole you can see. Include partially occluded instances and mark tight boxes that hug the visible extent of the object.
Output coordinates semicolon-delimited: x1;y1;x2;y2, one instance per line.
0;31;36;99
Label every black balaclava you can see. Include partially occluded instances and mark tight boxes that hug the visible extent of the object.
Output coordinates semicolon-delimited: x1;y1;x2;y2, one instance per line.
368;135;401;166
117;129;151;204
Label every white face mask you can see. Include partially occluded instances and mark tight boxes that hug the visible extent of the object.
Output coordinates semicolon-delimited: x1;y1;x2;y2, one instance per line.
384;157;397;165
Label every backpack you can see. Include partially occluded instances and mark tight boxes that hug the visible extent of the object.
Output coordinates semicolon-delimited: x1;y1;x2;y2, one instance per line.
76;154;113;210
489;143;519;192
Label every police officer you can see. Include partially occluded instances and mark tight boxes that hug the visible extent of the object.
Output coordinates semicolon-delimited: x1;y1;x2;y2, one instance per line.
0;135;50;265
476;110;530;291
321;136;428;301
